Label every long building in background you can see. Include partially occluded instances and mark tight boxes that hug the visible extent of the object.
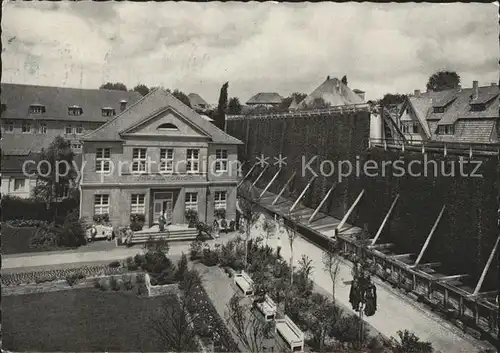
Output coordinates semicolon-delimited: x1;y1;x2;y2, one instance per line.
0;83;143;198
396;81;499;144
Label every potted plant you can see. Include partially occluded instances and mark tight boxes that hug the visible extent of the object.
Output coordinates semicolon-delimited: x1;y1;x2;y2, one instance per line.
185;209;199;228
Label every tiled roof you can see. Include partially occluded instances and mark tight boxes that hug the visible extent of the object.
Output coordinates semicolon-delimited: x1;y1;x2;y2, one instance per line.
0;83;142;122
1;151;40;173
1;134;53;155
188;93;210;109
1;152;83;173
297;77;364;108
246;93;283;105
406;84;499;143
82;88;243;145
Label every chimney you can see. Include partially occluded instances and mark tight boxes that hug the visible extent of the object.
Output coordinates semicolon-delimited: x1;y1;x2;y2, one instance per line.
414;89;421;97
120;99;128;112
472;81;479;100
327;75;330;80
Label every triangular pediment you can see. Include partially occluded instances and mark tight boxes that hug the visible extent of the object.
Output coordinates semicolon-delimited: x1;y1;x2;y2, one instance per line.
120;106;210;138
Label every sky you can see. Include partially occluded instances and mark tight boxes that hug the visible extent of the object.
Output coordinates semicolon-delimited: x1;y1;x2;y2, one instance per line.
2;1;498;103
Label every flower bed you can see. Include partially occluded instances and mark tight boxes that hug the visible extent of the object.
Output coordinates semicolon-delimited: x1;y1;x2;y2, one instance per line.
2;264;130;287
186;282;240;352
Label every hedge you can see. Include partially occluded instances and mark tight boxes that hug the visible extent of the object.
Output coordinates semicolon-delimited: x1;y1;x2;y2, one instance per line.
1;196;79;223
227;111;498;290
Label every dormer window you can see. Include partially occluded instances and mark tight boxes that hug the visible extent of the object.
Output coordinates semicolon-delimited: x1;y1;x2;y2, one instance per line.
68;106;83;116
102;107;116;117
157;123;179;132
29;104;46;114
438;125;454;135
433;107;445;113
470;103;486;112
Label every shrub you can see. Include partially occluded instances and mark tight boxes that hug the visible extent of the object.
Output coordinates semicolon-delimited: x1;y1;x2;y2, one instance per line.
134;254;146;269
230;259;244;272
29;224;59;249
185;209;199;228
219;241;237;267
176;253;189;281
35;273;58;283
333;314;367;344
142;251;174;275
7;219;49;228
123;275;134;291
130;213;145;231
1;195;78;222
125;256;139;271
143;235;170;254
93;213;110;224
202;249;219;267
66;272;86;286
214;208;226;219
189;240;204;260
109;261;121;268
154;265;178;285
93;278;101;289
109;276;120;291
56;210;87;247
136;273;145;284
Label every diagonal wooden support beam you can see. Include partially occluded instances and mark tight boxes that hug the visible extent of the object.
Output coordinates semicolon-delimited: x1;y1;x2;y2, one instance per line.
372;194;399;245
417;262;441;269
473;236;499;295
389;253;413;259
413;205;446;267
290;175;317;213
251;164;269;187
308;183;337;224
336;189;365;232
272;172;296;206
260;168;281;198
469;290;498;298
436;274;469;283
237;163;257;188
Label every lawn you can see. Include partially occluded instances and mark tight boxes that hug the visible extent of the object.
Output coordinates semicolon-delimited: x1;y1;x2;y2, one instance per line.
2;288;199;352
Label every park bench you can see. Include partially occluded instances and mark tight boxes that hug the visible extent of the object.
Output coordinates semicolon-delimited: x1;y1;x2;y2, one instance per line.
275;315;304;352
234;270;254;296
255;294;277;321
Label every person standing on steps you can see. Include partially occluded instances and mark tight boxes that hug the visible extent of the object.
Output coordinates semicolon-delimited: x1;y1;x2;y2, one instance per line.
158;212;166;232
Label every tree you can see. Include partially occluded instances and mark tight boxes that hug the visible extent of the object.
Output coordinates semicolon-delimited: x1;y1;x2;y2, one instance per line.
279;92;307;111
390;330;433;353
261;216;276;247
323;240;342;303
279;212;300;289
301;293;342;351
426;70;460;92
99;82;127;91
380;94;407;108
238;181;261;269
225;293;275;353
214;82;229;130
342;75;348;85
227;97;242;115
32;136;77;222
132;84;150;97
150;269;203;352
171;89;192;108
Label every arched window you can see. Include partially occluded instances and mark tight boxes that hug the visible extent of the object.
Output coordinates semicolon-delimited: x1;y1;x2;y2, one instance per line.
157;123;179;131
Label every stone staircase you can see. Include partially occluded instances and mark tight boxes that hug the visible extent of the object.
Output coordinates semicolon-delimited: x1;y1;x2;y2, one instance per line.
129;224;199;244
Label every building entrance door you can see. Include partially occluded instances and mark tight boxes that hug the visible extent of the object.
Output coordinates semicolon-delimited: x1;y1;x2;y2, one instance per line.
153;192;173;225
